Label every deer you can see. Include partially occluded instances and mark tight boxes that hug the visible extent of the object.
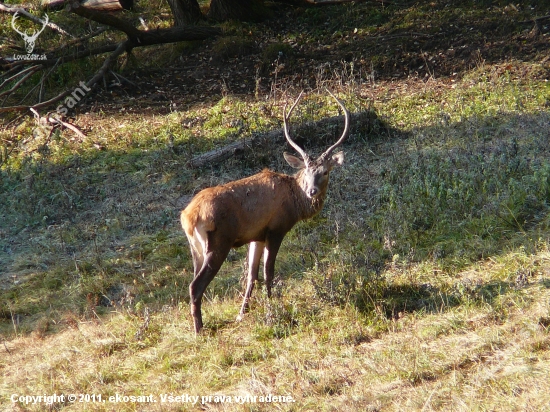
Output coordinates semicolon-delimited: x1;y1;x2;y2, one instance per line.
180;91;350;334
11;12;49;55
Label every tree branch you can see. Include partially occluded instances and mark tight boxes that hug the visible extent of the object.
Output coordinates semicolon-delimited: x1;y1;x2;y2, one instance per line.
69;1;141;41
0;66;39;98
0;2;73;37
69;0;222;47
0;40;129;113
0;65;40;89
188;111;377;168
84;39;129;91
1;1;222;112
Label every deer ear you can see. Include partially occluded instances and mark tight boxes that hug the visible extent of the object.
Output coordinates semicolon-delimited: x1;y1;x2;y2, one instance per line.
330;152;344;167
284;152;306;169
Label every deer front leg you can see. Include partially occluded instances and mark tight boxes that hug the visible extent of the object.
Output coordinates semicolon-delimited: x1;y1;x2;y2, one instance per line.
237;241;264;321
264;234;284;298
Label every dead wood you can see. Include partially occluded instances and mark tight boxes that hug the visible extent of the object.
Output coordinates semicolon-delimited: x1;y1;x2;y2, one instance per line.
188;111;377;168
0;40;129;113
1;1;222;112
42;0;133;11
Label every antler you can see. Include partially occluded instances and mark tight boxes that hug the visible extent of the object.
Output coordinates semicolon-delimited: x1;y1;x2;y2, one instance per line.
283;91;310;165
11;13;26;37
34;14;49;38
320;89;350;160
11;12;49;53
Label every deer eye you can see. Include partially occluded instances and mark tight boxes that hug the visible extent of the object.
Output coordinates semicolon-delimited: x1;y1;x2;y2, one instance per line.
323;170;329;176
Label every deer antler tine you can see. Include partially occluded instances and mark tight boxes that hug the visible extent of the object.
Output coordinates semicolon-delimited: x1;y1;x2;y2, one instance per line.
12;13;25;36
321;89;350;159
38;14;49;35
283;91;309;163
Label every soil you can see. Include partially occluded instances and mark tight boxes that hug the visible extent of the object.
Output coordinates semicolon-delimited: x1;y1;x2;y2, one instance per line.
77;1;550;116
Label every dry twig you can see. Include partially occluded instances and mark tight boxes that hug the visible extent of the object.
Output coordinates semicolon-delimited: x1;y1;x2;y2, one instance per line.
0;2;73;37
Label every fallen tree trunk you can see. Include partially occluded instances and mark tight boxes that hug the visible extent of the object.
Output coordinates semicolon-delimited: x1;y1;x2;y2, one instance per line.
188;111;378;168
69;2;222;47
42;0;133;11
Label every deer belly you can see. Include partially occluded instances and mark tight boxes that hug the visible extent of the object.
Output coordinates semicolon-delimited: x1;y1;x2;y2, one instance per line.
232;228;268;248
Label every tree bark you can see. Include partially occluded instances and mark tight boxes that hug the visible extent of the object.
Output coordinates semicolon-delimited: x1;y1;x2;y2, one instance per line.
208;0;269;22
69;2;221;47
42;0;133;11
166;0;202;26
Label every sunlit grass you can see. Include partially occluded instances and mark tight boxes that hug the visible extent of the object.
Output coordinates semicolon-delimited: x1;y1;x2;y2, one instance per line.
2;0;550;409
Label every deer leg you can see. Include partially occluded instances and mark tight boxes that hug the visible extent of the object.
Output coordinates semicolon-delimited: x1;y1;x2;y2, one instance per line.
264;235;284;298
189;247;203;278
187;227;206;278
188;234;231;334
237;241;264;321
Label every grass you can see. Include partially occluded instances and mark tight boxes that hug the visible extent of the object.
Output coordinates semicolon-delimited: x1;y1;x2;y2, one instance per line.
2;0;550;410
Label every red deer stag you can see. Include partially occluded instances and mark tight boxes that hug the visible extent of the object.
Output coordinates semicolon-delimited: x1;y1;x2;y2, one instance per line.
181;91;350;333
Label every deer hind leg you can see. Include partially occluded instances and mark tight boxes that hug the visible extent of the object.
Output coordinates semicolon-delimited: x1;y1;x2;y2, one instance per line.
237;241;264;321
188;230;231;334
188;227;207;277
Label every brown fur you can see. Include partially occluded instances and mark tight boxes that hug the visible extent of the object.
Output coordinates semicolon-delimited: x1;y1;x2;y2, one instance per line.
181;155;342;334
181;169;325;248
181;91;349;334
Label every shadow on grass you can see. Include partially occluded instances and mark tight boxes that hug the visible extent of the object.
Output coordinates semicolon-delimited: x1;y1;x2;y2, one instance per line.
1;109;550;337
371;281;508;320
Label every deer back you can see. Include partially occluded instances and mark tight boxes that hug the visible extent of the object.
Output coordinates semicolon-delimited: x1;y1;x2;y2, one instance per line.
181;169;321;248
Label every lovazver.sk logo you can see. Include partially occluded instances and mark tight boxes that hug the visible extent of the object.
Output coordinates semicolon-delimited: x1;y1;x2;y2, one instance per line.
11;12;48;60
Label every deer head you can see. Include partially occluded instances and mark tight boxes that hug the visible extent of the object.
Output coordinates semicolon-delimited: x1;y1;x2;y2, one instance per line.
282;90;350;199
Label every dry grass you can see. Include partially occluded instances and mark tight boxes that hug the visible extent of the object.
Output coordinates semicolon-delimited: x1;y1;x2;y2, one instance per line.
2;0;550;410
2;250;550;411
3;70;550;410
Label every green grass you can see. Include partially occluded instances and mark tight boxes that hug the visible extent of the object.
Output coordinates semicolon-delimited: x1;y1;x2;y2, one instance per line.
2;68;550;411
2;0;550;410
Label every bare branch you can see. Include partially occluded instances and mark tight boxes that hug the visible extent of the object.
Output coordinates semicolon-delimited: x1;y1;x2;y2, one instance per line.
0;40;130;113
69;1;222;47
0;2;73;37
520;14;550;24
43;0;133;12
0;64;40;89
68;1;140;41
1;2;221;112
47;116;88;140
189;111;373;168
85;39;129;91
0;66;39;98
53;27;109;54
2;43;120;71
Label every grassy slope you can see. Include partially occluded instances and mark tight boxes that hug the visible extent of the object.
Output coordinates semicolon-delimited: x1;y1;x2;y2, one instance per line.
2;1;550;411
